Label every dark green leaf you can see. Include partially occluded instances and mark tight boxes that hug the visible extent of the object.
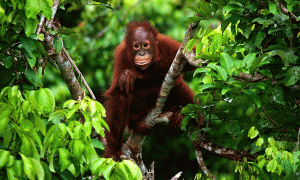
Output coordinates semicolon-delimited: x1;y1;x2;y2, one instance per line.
2;54;14;68
91;139;104;150
284;66;300;86
20;37;37;67
242;89;261;108
255;31;266;47
272;85;285;105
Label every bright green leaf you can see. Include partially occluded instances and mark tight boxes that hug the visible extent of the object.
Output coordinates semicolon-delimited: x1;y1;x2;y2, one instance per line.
40;0;53;19
267;159;277;172
0;150;10;168
243;53;256;69
25;0;41;18
20;154;35;179
269;2;277;14
59;148;71;172
248;126;259;139
24;17;39;37
208;64;228;81
73;140;84;159
220;52;234;73
256;137;264;146
30;158;45;180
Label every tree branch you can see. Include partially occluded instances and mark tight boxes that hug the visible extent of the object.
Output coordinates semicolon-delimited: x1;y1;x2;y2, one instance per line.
195;150;216;180
191;133;259;161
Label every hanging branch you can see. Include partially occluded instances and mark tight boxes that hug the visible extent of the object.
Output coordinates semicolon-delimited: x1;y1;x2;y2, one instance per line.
192;133;259;161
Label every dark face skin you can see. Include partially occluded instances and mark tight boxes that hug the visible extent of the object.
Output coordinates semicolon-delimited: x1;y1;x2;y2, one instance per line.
132;27;157;70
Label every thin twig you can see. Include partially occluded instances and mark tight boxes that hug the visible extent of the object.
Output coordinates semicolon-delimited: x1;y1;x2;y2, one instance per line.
261;105;280;128
62;47;96;99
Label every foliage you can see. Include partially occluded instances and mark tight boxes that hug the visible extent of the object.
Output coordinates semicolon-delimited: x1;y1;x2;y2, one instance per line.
234;127;300;179
0;86;142;179
180;0;300;179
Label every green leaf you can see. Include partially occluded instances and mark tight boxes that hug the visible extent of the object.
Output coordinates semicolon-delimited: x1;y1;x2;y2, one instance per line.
53;38;63;54
243;53;256;69
267;159;278;172
91;158;107;175
73;140;84;159
25;0;41;18
34;88;55;115
248;126;259;139
88;100;97;115
268;50;298;66
20;154;35;179
284;66;300;86
269;2;278;15
207;64;228;81
268;137;275;146
0;150;10;168
102;160;116;179
220;53;234;73
202;75;213;84
255;31;266;48
253;17;273;28
25;68;37;87
0;117;9;136
256;137;264;146
121;160;143;180
59;148;71;172
272;85;285;105
209;33;222;54
30;158;45;180
113;162;129;180
24;17;39;37
20;37;37;67
92;117;104;137
91;139;104;150
40;0;53;19
94;100;106;117
2;54;14;68
242;89;261;108
193;67;210;76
